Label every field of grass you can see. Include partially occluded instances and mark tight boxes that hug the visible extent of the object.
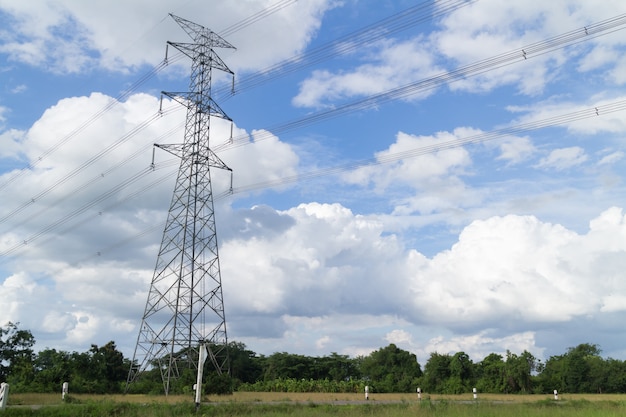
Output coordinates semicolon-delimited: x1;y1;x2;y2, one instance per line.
4;392;626;416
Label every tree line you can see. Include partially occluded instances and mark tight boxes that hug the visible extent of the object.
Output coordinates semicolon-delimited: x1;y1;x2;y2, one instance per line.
2;322;626;395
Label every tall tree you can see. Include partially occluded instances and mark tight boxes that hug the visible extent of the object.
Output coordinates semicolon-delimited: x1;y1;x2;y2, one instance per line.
475;353;505;393
503;350;537;393
31;348;72;392
422;352;451;393
227;341;263;385
0;322;36;384
360;344;422;392
446;351;473;393
563;343;601;393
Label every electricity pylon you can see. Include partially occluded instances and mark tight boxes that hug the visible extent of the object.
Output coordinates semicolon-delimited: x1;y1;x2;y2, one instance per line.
127;14;235;395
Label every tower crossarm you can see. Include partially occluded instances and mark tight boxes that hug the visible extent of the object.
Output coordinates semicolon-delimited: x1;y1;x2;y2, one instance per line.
161;91;232;121
168;13;236;50
167;41;234;74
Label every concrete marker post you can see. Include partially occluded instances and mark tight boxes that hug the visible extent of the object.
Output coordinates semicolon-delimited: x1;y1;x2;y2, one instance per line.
62;382;69;401
0;382;9;410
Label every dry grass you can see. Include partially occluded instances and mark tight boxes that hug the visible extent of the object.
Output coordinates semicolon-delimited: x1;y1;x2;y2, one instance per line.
8;391;626;406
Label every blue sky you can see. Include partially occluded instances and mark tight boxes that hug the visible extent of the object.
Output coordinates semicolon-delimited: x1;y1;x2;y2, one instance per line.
2;0;626;367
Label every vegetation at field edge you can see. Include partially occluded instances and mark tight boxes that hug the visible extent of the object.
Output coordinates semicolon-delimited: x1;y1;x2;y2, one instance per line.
4;322;626;396
2;397;626;417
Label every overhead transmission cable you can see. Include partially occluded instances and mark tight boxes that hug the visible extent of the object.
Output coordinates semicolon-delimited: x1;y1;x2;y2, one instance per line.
0;53;185;193
0;160;179;259
218;0;298;37
38;98;626;267
214;0;476;99
0;105;184;229
0;118;185;234
5;11;626;262
230;99;626;193
0;0;297;193
0;1;466;232
5;13;625;257
215;12;626;152
0;0;306;228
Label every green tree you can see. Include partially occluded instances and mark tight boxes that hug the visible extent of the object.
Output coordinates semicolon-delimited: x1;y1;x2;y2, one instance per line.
422;352;451;393
604;358;626;393
62;341;128;393
323;352;359;382
262;352;315;381
475;353;505;393
503;350;537;393
563;343;601;393
537;353;565;393
0;322;36;386
30;348;72;392
359;344;422;392
445;351;473;393
227;341;262;385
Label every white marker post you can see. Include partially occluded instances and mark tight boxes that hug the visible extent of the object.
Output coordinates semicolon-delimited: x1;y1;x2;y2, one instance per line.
0;383;9;410
195;344;208;410
473;387;477;400
62;382;69;401
554;389;558;400
417;387;422;401
365;385;369;400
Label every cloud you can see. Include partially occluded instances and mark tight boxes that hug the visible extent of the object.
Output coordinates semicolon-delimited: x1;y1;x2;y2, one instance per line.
293;37;440;108
291;1;626;110
1;0;626;366
494;136;536;165
506;96;626;136
0;90;301;353
223;205;626;362
0;1;336;74
433;0;626;93
535;146;588;170
598;150;624;165
10;84;27;94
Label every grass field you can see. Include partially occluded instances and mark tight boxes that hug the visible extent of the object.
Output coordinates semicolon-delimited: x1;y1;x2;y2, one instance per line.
4;392;626;416
8;391;626;405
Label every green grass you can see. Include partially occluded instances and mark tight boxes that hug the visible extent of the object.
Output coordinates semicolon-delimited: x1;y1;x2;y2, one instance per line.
2;400;626;417
3;393;625;417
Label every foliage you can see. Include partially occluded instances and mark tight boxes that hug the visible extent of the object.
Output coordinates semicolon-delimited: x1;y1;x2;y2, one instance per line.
0;322;36;383
422;352;451;393
3;322;626;395
238;377;364;393
2;397;626;417
1;325;128;394
359;344;422;392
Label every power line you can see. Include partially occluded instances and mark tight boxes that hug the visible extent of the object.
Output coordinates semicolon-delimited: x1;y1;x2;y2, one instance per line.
215;0;476;99
0;55;184;193
218;0;298;37
0;2;472;237
4;11;626;266
5;14;625;252
0;160;178;259
214;13;626;152
0;0;302;194
0;106;184;230
6;98;625;264
229;99;626;193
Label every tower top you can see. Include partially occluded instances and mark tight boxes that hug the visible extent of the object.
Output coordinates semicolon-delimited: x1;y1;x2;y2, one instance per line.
169;13;236;49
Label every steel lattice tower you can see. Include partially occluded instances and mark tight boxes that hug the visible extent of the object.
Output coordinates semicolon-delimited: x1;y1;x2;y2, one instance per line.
127;14;235;395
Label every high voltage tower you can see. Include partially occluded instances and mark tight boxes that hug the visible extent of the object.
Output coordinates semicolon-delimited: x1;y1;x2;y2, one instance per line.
126;14;235;396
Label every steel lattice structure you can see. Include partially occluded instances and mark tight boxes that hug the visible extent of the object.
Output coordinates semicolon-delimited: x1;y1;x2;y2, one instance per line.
127;14;235;395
